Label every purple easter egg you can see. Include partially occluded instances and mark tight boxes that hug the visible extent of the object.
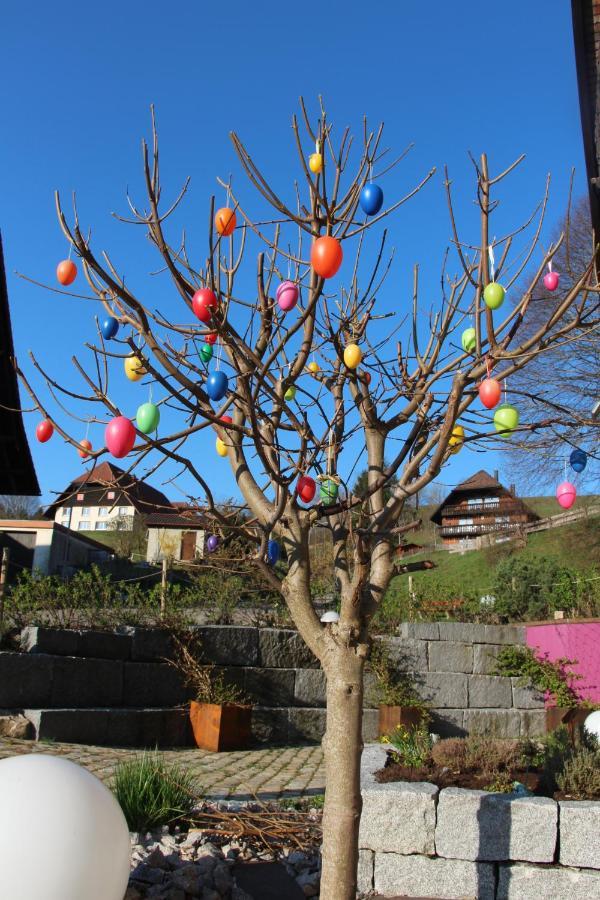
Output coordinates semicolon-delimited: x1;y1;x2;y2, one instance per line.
206;534;219;553
276;281;299;312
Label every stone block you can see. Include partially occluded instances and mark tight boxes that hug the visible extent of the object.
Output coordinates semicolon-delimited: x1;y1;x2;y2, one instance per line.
497;863;600;899
27;707;193;747
416;672;468;709
519;710;546;738
51;656;123;707
428;640;473;673
560;801;600;869
398;621;439;641
463;708;522;738
20;626;79;656
357;849;373;895
429;708;466;737
131;629;175;662
288;707;325;742
468;675;512;708
359;781;438;854
250;707;289;743
361;709;379;742
77;630;132;660
294;669;326;707
435;787;557;862
360;742;388;787
473;643;504;675
436;622;488;644
363;672;380;708
483;624;526;645
195;626;259;667
374;852;495;900
244;667;295;707
512;679;545;709
378;636;428;672
258;629;319;669
122;661;190;707
0;652;53;707
0;714;34;738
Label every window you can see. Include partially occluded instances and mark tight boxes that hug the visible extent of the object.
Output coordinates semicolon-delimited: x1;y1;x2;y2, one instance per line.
78;521;90;531
118;506;129;516
76;493;84;501
484;496;499;506
107;491;115;500
61;508;69;518
495;516;510;524
98;507;108;517
95;522;108;531
467;497;483;506
458;518;473;526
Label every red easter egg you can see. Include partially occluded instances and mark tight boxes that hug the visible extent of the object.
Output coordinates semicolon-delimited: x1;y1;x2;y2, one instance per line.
78;439;92;459
556;481;576;509
56;259;77;286
311;236;343;279
105;416;136;459
478;377;502;410
220;415;233;425
192;289;218;323
205;332;218;345
215;207;236;236
543;271;559;292
296;475;316;504
364;372;372;385
36;419;54;443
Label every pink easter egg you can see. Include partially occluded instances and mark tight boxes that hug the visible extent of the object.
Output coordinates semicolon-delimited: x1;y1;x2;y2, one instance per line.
105;416;136;459
556;480;576;509
543;271;559;292
276;281;299;312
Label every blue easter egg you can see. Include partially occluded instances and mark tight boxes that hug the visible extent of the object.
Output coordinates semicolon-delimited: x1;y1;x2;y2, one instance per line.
267;539;280;566
207;370;229;401
570;448;587;473
359;183;384;216
101;317;119;340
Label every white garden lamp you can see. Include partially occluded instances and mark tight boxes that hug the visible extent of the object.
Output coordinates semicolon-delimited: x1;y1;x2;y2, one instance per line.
0;754;131;900
584;709;600;741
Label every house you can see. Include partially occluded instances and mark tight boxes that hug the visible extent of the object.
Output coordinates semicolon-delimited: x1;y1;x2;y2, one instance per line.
0;520;111;580
146;507;207;564
430;470;539;550
571;0;600;239
45;462;172;533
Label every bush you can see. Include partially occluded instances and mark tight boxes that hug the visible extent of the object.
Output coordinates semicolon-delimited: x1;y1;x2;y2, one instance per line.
112;752;198;831
493;646;583;708
168;634;249;705
492;555;580;621
368;641;426;709
431;736;521;775
557;747;600;799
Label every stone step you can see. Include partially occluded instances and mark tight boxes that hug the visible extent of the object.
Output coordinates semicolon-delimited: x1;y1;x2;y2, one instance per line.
24;707;194;748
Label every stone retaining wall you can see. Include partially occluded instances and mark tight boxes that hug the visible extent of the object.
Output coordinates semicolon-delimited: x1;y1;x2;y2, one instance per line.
0;622;544;746
358;745;600;899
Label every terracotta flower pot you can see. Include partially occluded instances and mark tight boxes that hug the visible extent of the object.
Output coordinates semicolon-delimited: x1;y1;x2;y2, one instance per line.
378;705;425;738
189;701;252;752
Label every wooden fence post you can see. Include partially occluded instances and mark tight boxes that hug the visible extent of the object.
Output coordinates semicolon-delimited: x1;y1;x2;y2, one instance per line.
160;557;168;620
0;547;10;636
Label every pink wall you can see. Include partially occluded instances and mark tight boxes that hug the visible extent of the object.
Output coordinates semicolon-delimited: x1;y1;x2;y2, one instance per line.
526;621;600;704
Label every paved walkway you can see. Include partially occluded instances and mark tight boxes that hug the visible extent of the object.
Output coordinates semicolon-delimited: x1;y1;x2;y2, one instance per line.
0;737;325;800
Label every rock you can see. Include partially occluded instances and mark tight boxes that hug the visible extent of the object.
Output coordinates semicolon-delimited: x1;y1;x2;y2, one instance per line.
428;640;473;673
213;862;233;892
131;862;166;885
374;852;495;900
559;800;600;869
124;888;143;900
473;643;504;675
145;846;170;870
294;669;326;706
468;675;512;708
0;714;34;739
258;628;319;668
497;862;600;899
296;870;320;896
287;851;309;866
417;672;468;709
357;849;374;894
359;780;438;854
200;889;220;900
231;886;254;900
172;864;204;896
463;708;522;738
511;679;545;709
398;622;440;641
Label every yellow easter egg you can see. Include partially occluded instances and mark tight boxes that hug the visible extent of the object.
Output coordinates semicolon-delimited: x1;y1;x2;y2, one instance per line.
307;361;320;375
449;424;464;454
309;152;323;174
124;355;147;382
215;437;228;457
343;343;362;369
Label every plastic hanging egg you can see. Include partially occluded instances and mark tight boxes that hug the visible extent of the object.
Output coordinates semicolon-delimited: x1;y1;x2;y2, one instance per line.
448;424;464;454
344;343;362;369
276;281;299;312
483;282;505;310
359;183;384;216
493;403;519;436
556;481;577;509
363;371;372;385
307;361;320;375
284;386;296;401
215;208;236;236
124;355;147;382
319;479;339;504
36;419;54;443
461;328;476;353
215;437;228;457
78;439;92;459
206;534;220;553
478;377;502;410
267;539;280;565
570;448;587;473
56;259;77;286
207;371;228;401
199;343;213;364
105;416;136;459
192;289;218;323
311;236;343;279
136;402;160;434
101;317;119;340
296;475;316;504
543;271;560;292
205;332;218;345
309;153;323;174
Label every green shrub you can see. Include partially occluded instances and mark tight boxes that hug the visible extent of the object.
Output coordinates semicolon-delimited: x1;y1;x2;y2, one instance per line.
557;747;600;799
492;555;580;621
368;641;427;710
111;752;198;831
493;646;583;708
382;724;431;768
431;736;521;776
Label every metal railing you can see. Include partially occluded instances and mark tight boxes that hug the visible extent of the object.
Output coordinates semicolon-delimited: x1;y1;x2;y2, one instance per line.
440;522;521;536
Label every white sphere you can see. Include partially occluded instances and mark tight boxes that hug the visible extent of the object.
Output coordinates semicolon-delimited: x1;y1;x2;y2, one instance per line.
0;754;131;900
584;709;600;741
320;610;340;623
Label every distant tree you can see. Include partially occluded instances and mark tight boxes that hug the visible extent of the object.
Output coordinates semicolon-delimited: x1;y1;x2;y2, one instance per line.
353;466;399;505
0;495;42;519
113;514;148;559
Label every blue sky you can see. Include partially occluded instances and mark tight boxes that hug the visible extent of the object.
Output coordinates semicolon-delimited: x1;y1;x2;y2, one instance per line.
0;0;591;506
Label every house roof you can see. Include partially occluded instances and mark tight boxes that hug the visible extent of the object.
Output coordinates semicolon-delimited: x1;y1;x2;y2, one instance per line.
571;0;600;239
0;234;40;496
146;512;207;529
430;470;539;524
45;462;173;518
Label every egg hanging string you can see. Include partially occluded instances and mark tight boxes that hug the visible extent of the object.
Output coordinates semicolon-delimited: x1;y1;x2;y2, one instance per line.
488;243;495;281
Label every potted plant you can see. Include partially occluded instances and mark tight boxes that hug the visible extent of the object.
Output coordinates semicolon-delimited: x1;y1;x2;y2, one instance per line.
369;641;428;737
169;637;252;751
493;646;593;739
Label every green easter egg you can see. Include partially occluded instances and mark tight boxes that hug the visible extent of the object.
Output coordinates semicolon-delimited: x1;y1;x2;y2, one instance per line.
483;282;505;310
319;479;339;504
461;328;477;353
200;343;213;363
284;386;297;401
493;403;519;436
136;402;161;434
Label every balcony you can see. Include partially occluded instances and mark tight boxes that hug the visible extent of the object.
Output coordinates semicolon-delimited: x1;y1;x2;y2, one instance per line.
442;500;519;516
440;522;521;537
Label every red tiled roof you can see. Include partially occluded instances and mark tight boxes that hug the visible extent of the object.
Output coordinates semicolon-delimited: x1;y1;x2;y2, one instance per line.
45;462;173;518
453;469;503;491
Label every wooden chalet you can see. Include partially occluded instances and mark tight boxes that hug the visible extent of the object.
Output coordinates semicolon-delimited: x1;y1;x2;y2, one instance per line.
571;0;600;240
430;470;539;550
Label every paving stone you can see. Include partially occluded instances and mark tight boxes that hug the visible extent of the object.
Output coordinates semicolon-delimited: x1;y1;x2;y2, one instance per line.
428;640;473;673
463;708;522;738
51;656;123;707
195;626;259;667
357;849;374;894
435;787;557;862
374;851;495;899
122;661;190;707
559;800;600;869
519;710;546;738
360;781;438;854
416;672;468;709
288;708;325;742
0;652;54;707
378;637;428;672
244;667;296;707
294;669;326;707
258;629;319;669
497;862;600;899
512;679;545;709
473;643;504;675
468;675;512;708
20;626;79;656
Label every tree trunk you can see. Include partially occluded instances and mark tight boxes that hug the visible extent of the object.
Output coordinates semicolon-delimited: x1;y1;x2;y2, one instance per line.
319;648;365;900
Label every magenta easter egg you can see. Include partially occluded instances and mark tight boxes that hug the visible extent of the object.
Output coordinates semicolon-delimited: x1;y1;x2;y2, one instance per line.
543;271;559;292
556;481;576;509
276;281;299;312
105;416;136;459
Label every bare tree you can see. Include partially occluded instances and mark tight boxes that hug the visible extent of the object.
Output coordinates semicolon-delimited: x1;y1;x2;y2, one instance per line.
0;495;42;519
16;101;598;899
